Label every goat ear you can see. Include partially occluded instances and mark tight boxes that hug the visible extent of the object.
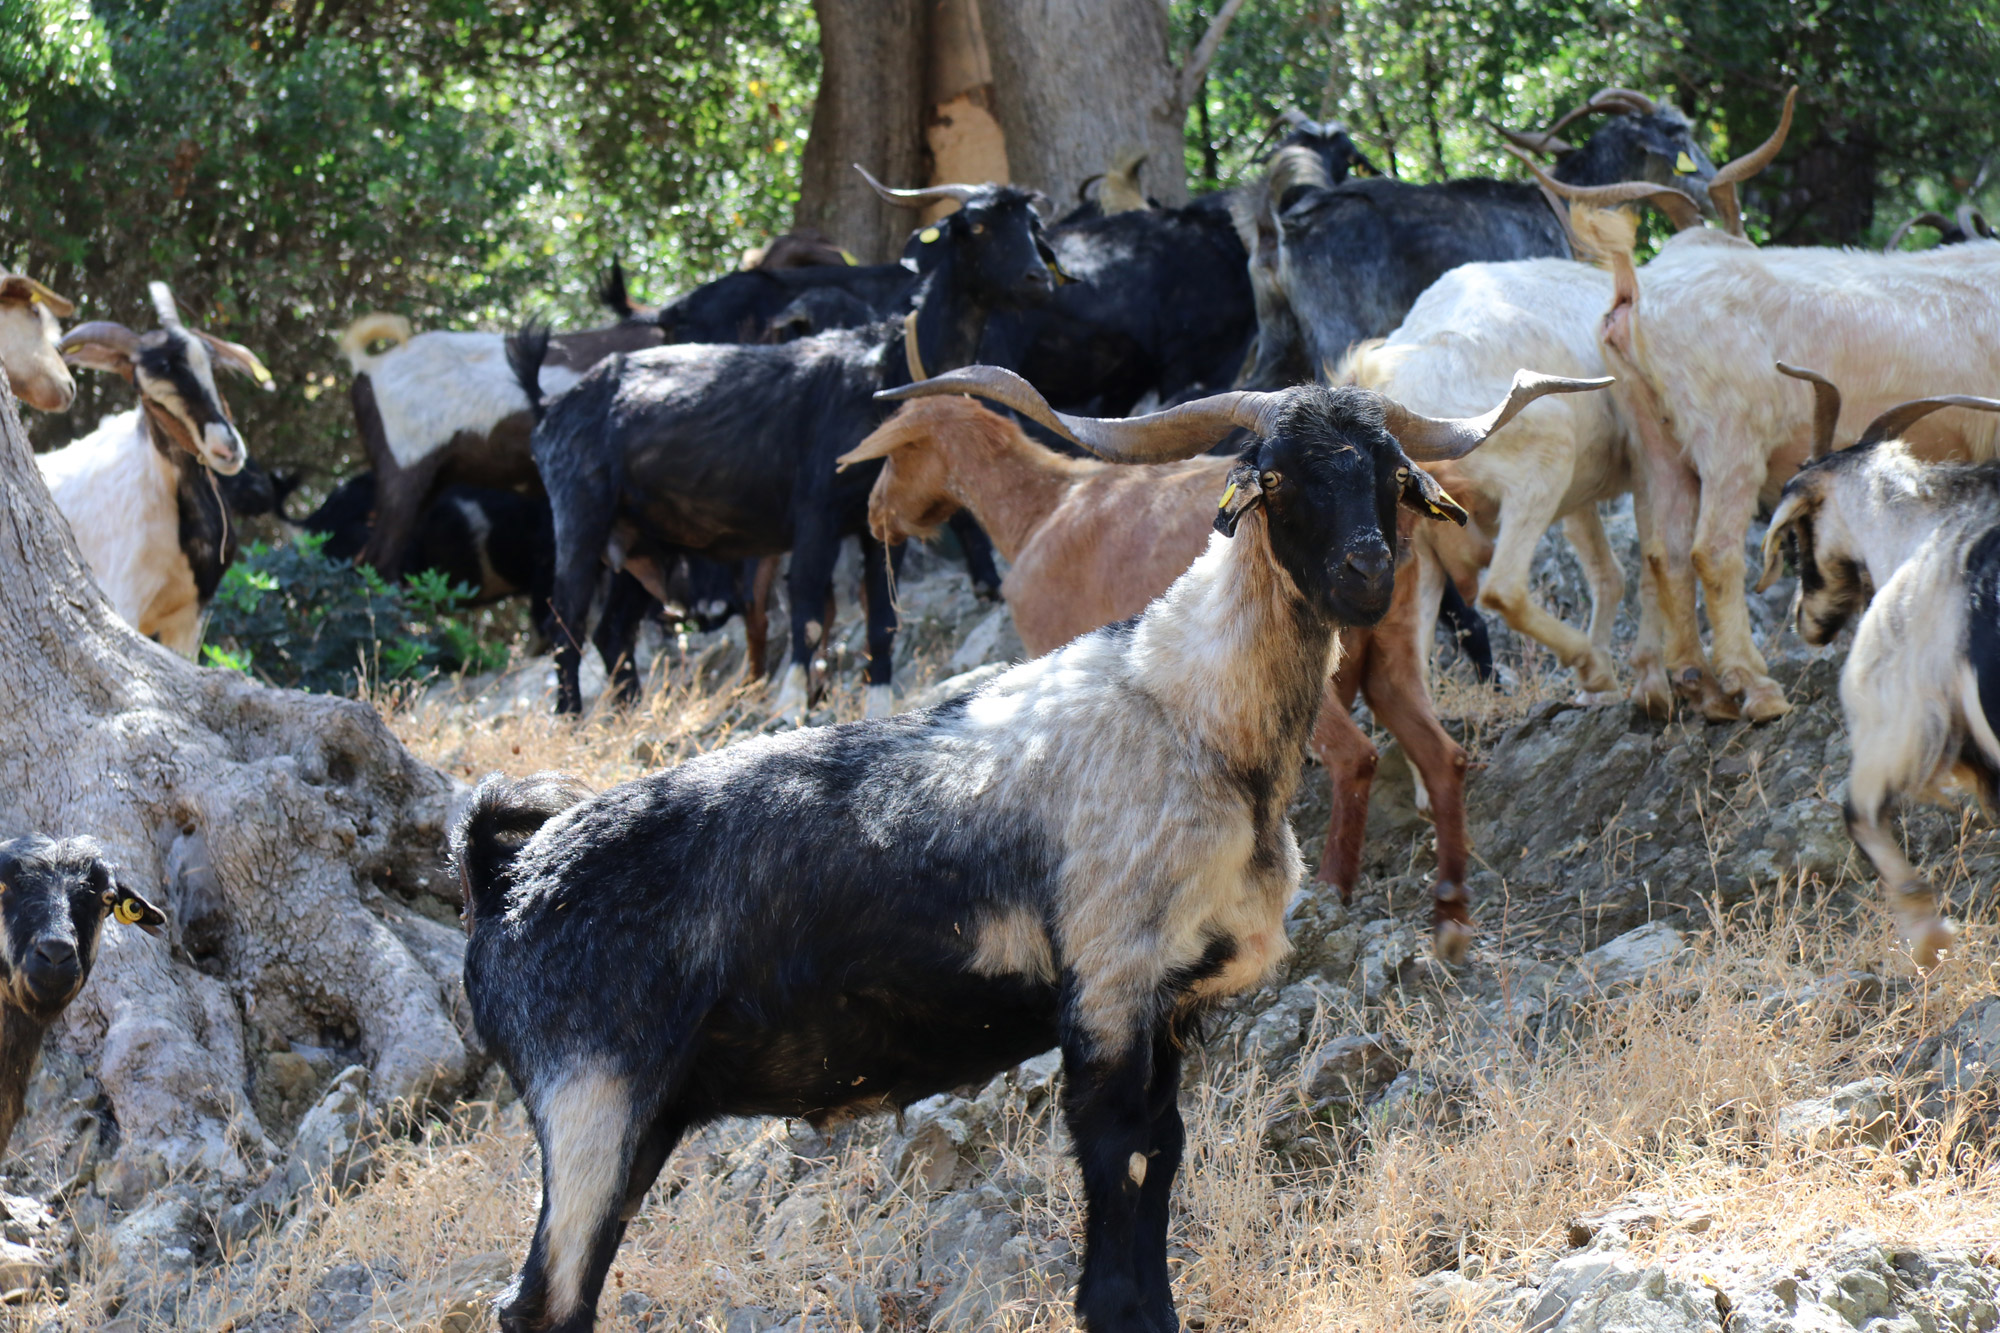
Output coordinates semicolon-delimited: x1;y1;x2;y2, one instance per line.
1035;236;1076;285
101;870;167;938
1396;458;1470;525
1756;492;1811;593
1213;462;1266;538
194;330;275;391
0;275;69;314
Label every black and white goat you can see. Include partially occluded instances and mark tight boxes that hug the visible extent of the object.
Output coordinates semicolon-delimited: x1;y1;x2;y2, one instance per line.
454;363;1604;1332
40;284;273;655
0;836;165;1158
0;271;77;413
1759;368;2000;970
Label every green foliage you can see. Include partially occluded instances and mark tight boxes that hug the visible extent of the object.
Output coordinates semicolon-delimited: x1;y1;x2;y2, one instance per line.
203;532;507;694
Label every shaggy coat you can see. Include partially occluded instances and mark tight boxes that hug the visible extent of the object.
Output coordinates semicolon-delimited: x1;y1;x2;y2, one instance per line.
458;382;1466;1333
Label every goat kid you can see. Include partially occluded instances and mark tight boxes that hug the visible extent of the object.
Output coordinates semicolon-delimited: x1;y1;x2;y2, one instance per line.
456;365;1603;1333
41;284;272;655
839;394;1491;957
0;272;77;413
1759;370;2000;970
0;836;165;1158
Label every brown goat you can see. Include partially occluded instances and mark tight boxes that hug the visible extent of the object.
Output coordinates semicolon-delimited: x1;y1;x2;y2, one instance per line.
840;396;1475;960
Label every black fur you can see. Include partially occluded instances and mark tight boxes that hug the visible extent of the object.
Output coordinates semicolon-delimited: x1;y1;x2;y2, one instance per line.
1967;524;2000;753
1436;580;1495;682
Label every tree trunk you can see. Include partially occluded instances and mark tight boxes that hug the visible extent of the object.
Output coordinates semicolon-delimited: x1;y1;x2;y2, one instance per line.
796;0;930;263
925;0;1011;214
978;0;1191;207
0;376;469;1184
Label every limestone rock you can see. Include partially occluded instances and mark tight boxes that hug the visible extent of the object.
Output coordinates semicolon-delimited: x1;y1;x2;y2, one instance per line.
218;1064;375;1245
1565;922;1685;997
1774;1077;1897;1150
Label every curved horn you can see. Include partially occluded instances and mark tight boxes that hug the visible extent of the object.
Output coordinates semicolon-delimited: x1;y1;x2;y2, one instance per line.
902;310;926;384
1381;369;1615;463
148;280;184;331
1854;394;2000;451
1490;121;1575;158
877;365;1286;464
1885;211;1954;253
57;320;142;375
1776;362;1842;458
1588;87;1662;116
195;329;276;390
1505;147;1704;232
1959;203;1996;240
854;164;982;210
1709;87;1797;238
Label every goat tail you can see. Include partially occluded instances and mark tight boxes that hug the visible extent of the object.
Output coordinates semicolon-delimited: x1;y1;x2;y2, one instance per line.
452;772;593;933
598;257;635;319
506;318;554;423
338;313;413;374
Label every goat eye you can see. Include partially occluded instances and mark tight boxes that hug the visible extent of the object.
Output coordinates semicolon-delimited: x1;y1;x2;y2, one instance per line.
101;889;115;906
1395;467;1411;484
1259;470;1281;491
970;223;985;235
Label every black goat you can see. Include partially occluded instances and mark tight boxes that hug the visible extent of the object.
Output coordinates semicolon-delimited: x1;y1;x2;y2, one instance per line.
456;362;1604;1333
1241;88;1719;389
986;119;1380;416
0;837;165;1157
514;169;1060;718
299;471;554;610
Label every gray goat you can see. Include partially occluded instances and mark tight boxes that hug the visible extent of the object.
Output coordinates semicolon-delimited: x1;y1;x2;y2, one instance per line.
453;363;1606;1333
1760;365;2000;969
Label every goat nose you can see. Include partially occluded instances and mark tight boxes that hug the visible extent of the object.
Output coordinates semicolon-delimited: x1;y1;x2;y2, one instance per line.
34;940;76;970
1346;547;1393;581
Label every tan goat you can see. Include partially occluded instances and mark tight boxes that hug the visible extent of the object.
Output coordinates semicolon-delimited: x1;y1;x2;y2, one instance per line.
840;396;1479;961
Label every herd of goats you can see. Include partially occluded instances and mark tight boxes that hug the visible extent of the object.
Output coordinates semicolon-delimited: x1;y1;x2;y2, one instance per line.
5;81;2000;1332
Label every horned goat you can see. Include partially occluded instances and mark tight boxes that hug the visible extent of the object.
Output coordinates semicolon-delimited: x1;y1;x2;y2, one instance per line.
1543;90;2000;722
0;272;77;413
1758;368;2000;969
455;364;1604;1333
839;394;1490;958
40;284;272;655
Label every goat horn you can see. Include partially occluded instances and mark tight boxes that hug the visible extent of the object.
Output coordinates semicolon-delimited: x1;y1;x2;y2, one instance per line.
853;164;982;209
1490;121;1575;158
1382;370;1615;463
195;329;276;390
877;365;1288;464
1958;203;1996;240
1885;211;1955;253
1588;87;1662;116
148;281;184;331
57;320;142;375
1776;363;1842;458
902;310;926;384
1709;87;1797;238
1505;147;1704;232
1854;394;2000;451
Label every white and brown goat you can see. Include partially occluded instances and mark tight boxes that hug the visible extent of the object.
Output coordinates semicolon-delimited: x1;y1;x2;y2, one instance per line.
0;271;77;413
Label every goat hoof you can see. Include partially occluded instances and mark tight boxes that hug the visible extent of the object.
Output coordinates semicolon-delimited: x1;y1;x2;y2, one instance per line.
1739;680;1791;723
1433;919;1474;966
1628;677;1674;721
1904;917;1957;972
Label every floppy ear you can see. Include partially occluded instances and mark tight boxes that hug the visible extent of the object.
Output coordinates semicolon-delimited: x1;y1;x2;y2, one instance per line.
1396;458;1470;525
195;330;275;390
1035;235;1076;285
1756;492;1811;593
100;869;168;938
1213;461;1266;537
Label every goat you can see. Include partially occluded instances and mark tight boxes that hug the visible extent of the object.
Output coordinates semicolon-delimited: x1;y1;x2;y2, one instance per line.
1885;205;1996;252
838;393;1534;958
1545;90;2000;721
336;274;665;577
0;272;77;413
739;228;852;272
41;284;273;655
454;362;1602;1333
513;169;1065;719
1239;87;1719;391
0;836;165;1159
1757;370;2000;969
301;471;555;609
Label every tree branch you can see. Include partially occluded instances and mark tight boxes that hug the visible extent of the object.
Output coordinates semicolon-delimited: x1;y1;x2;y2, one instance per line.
1178;0;1251;111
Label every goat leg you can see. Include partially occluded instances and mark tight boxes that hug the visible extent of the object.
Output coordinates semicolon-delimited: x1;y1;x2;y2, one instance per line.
1308;655;1374;903
1063;1021;1181;1333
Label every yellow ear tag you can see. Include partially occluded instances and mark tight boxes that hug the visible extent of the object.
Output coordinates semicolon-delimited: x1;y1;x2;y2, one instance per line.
918;227;941;244
114;898;144;925
1676;151;1696;174
1219;480;1238;510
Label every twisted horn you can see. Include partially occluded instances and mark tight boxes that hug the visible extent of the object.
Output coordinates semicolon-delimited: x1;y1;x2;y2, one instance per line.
1490;121;1575;157
1854;394;2000;451
854;164;982;209
1709;87;1797;238
1885;211;1955;253
149;280;184;331
1959;203;1996;240
1381;370;1616;462
1776;362;1842;458
1505;147;1704;232
878;365;1287;463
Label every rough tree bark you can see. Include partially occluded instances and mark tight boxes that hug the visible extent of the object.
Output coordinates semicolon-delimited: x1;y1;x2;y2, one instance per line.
0;376;468;1185
795;0;930;262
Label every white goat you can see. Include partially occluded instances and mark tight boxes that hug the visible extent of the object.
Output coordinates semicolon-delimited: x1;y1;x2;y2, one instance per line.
40;283;271;655
1759;372;2000;969
0;272;77;413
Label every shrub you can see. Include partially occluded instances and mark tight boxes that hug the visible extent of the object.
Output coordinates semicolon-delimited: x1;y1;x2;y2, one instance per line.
202;533;508;694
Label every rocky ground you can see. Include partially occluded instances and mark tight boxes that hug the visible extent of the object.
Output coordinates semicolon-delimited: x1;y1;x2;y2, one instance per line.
5;518;2000;1330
